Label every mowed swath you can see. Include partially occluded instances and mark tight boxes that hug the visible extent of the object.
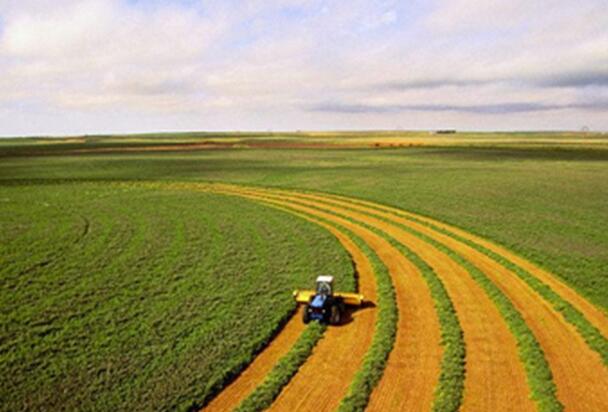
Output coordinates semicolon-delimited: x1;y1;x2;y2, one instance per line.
194;183;608;412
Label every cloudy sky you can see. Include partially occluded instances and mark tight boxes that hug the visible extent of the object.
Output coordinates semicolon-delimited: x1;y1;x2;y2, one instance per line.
1;0;607;136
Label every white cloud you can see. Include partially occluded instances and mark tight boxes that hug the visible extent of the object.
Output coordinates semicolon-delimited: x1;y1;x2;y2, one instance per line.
0;0;607;135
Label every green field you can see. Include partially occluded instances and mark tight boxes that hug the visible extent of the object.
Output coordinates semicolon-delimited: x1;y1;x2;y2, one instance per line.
1;132;607;410
0;182;353;410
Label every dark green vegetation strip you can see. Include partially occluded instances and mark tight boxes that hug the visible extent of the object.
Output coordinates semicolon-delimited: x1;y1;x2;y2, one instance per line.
397;215;608;366
0;183;353;411
234;322;326;412
379;218;563;411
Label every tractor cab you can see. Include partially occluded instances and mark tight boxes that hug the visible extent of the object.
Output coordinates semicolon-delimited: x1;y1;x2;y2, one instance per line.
315;275;334;296
293;275;364;326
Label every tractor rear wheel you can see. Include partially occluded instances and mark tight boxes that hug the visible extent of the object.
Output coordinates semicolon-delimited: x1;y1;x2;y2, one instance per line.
302;304;311;324
330;303;341;325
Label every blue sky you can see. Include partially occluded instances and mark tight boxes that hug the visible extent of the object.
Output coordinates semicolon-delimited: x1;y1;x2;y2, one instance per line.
0;0;607;136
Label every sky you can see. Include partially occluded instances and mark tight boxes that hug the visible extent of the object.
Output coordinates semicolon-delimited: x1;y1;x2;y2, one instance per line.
0;0;607;136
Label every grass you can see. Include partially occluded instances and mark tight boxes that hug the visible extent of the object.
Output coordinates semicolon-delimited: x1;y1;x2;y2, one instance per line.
2;133;607;410
1;144;606;310
0;182;353;411
234;322;326;412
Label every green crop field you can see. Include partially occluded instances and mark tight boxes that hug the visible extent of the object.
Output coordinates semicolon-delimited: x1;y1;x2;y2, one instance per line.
0;181;353;410
1;132;607;411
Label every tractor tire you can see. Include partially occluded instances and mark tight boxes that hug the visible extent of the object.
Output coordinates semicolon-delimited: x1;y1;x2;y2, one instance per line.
302;304;311;324
330;303;341;325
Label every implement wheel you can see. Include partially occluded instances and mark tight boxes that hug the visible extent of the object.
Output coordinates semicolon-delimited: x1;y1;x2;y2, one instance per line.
329;304;341;325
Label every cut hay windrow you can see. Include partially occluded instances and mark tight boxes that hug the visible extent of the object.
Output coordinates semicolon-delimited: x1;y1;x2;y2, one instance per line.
278;189;560;410
231;186;464;411
407;229;563;411
204;184;608;411
339;203;563;411
335;234;396;412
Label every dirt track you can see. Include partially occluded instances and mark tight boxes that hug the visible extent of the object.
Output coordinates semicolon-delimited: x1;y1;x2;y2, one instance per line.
195;183;608;411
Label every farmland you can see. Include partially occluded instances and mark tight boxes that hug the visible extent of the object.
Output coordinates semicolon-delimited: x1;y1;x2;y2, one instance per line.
1;132;607;411
0;182;353;410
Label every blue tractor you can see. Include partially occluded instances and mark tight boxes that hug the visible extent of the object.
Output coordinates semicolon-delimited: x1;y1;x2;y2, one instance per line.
293;275;364;325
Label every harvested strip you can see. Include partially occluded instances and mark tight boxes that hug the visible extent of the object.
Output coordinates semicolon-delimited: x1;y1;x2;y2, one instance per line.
248;188;533;411
337;232;397;412
388;240;465;412
411;229;562;411
235;322;326;412
296;190;608;411
202;318;305;411
214;186;442;412
324;193;608;337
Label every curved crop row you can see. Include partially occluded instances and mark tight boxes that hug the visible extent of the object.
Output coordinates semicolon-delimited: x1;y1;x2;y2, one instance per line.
208;185;460;411
309;188;608;410
201;188;382;412
202;185;441;411
301;191;561;411
204;189;608;410
382;219;563;411
389;212;608;366
326;192;608;360
455;236;608;365
234;322;326;412
242;187;532;411
268;192;464;412
387;240;465;412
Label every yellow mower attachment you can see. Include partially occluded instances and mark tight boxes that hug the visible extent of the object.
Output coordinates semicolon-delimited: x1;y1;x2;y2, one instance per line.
293;290;364;306
293;275;365;325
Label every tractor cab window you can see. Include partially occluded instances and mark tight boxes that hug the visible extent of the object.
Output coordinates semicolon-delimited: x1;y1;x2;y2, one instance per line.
317;281;332;295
